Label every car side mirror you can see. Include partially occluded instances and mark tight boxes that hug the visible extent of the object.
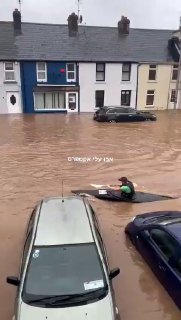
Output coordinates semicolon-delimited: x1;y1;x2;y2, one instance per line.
6;276;20;287
109;268;120;280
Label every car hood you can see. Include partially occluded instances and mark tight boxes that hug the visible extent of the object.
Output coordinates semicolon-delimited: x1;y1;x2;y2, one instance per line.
19;295;115;320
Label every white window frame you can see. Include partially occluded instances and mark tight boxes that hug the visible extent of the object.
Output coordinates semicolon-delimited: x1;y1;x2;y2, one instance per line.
4;62;15;82
146;90;155;106
122;63;131;81
33;92;66;111
148;65;157;81
66;63;76;82
96;63;105;82
36;62;47;83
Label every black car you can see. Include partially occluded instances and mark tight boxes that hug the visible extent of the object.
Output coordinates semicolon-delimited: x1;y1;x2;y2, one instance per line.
125;211;181;309
93;106;157;122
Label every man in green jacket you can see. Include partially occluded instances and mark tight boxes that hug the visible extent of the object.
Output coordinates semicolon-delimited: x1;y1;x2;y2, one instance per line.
118;177;136;199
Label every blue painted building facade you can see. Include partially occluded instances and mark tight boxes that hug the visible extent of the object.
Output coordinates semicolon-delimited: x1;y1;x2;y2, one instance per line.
21;61;79;113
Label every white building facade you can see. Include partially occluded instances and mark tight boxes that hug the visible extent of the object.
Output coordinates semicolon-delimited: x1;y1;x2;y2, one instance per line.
79;62;138;112
0;61;22;114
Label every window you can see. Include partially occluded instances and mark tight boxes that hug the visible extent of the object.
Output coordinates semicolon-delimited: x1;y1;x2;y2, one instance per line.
121;90;131;106
95;90;104;108
146;90;155;106
4;62;15;81
22;244;107;302
170;90;177;103
122;63;131;81
172;65;178;81
66;63;76;82
36;62;47;82
34;92;65;110
26;209;36;235
148;65;157;81
150;229;177;260
96;63;105;81
106;108;118;114
21;231;32;276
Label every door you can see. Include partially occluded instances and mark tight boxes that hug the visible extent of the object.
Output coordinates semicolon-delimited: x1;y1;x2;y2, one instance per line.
168;90;177;110
66;92;78;112
121;90;131;107
137;228;181;309
6;92;21;113
106;108;118;122
115;108;131;122
95;90;104;108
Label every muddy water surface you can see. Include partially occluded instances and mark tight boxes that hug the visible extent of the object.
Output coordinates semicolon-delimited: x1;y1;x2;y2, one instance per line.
1;111;181;319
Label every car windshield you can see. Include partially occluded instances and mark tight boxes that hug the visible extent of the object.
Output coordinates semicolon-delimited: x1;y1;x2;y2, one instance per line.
22;243;107;303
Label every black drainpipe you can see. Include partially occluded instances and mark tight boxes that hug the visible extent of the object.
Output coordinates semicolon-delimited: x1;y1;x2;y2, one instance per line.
77;63;80;113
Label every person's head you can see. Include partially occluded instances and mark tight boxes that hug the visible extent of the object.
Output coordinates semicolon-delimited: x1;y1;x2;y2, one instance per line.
118;177;128;183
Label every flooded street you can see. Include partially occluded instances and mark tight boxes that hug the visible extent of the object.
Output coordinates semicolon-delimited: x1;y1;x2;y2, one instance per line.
1;111;181;320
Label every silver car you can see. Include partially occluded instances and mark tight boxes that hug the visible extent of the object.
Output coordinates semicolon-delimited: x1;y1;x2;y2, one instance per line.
7;196;120;319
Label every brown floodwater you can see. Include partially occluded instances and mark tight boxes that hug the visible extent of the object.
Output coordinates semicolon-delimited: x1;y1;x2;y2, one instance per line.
1;111;181;320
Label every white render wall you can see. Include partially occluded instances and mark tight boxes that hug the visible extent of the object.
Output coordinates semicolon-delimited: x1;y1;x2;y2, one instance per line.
79;63;138;112
0;62;22;114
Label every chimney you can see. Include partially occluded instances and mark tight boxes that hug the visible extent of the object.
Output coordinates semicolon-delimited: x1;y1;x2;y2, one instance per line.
118;16;130;35
68;12;78;37
13;8;21;32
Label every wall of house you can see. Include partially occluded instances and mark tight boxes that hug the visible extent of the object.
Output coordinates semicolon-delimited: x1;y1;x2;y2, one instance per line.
79;63;138;112
21;62;79;113
0;62;22;114
136;64;178;110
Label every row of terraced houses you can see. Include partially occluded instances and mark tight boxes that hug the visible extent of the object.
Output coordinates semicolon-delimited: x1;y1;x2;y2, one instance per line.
0;9;181;114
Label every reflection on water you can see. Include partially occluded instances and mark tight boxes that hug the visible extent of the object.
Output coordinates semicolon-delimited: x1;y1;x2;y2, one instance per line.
1;111;181;319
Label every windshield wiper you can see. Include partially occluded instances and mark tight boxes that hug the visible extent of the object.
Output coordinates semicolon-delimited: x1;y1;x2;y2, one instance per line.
27;287;107;305
48;288;106;305
27;294;73;304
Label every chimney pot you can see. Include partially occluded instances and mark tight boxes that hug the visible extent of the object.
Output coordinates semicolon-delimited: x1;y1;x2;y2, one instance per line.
13;8;21;32
68;12;78;37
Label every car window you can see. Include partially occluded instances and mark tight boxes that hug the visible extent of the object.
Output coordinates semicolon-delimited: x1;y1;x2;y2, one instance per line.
127;108;136;114
22;244;107;301
149;228;177;260
88;206;110;272
173;257;181;275
20;231;33;276
115;108;128;113
26;208;36;235
106;108;117;114
97;108;106;114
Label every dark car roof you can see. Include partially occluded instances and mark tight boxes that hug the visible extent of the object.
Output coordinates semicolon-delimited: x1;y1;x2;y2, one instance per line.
103;106;135;110
136;210;181;242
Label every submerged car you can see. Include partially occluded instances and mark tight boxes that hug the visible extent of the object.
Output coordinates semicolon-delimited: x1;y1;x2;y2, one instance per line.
7;196;120;320
125;211;181;309
93;106;157;122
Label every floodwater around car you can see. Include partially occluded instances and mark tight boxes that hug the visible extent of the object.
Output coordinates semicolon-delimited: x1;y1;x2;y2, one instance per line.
1;110;181;320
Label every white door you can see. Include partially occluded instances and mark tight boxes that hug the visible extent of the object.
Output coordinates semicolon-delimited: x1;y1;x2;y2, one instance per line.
168;90;176;109
66;92;78;112
6;92;22;113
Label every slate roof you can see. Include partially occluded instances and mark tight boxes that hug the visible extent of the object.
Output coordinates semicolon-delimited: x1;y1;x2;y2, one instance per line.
0;21;175;63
